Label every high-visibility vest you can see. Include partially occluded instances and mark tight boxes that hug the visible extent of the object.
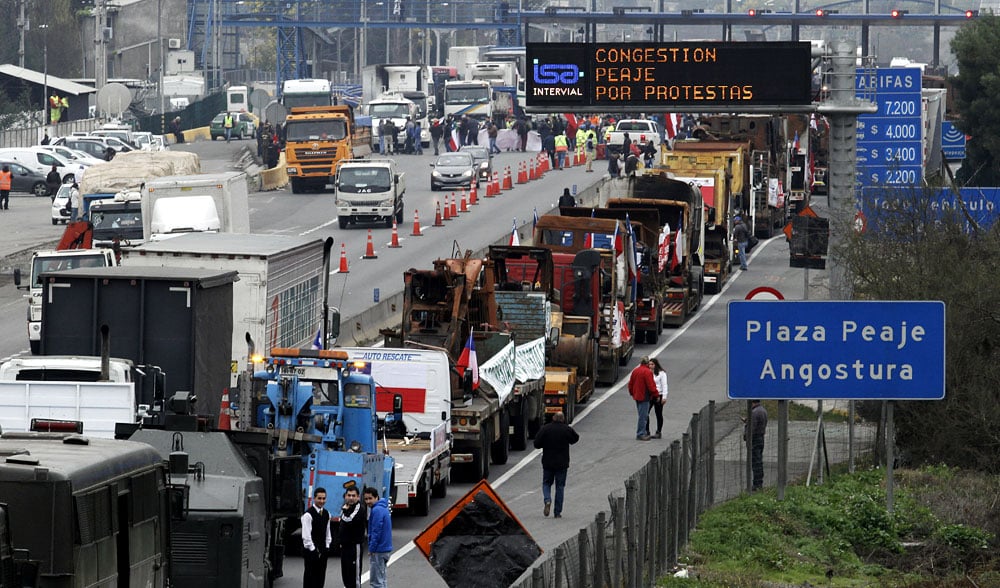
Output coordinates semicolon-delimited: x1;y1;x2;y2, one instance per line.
224;115;234;128
0;171;11;191
554;134;568;152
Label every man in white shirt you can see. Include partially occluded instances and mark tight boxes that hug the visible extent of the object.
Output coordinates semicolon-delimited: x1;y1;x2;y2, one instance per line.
301;487;333;588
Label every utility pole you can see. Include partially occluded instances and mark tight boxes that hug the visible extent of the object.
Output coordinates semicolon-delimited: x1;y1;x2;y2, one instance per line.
95;0;109;91
158;0;165;121
17;0;26;68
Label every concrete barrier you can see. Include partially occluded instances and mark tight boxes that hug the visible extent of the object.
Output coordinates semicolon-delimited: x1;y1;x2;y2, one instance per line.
259;152;288;191
165;126;211;144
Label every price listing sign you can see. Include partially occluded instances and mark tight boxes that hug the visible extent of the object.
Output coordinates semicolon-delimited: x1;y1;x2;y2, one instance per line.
855;68;923;188
526;42;812;109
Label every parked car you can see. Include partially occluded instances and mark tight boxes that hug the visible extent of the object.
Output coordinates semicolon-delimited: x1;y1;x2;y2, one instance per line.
430;152;477;191
36;144;105;167
0;160;50;198
0;148;86;183
51;183;72;224
459;145;493;182
55;137;133;159
210;112;256;140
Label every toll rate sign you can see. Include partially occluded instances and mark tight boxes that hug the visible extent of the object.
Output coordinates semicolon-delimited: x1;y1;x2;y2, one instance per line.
728;301;945;400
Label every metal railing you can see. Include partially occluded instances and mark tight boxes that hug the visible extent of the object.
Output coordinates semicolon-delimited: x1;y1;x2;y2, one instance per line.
512;399;877;588
0;118;103;149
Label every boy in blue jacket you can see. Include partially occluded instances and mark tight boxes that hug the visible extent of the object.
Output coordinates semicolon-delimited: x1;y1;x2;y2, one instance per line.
364;487;393;588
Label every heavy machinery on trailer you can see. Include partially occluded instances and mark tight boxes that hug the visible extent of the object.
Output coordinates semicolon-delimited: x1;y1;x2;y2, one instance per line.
662;140;750;293
488;245;594;426
382;252;532;481
532;216;637;385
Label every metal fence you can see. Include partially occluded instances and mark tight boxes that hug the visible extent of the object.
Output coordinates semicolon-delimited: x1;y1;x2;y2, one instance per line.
0;118;102;149
512;399;878;588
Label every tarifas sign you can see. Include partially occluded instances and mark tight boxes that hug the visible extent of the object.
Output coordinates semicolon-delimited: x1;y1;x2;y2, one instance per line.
526;42;813;109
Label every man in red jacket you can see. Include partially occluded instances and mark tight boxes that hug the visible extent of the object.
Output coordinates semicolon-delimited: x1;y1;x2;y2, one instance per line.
627;356;658;440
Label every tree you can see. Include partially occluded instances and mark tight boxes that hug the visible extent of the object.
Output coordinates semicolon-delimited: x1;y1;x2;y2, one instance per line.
842;187;1000;473
951;14;1000;186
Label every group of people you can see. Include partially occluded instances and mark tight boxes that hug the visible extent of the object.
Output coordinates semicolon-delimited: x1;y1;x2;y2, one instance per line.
378;117;423;155
425;114;502;156
301;484;392;588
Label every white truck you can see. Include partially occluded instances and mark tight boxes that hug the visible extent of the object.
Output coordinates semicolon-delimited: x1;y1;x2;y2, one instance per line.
362;64;434;124
340;347;451;516
469;62;519;88
442;80;495;122
281;78;333;109
605;118;662;156
121;233;331;388
140;172;250;242
335;158;405;229
13;248;119;354
366;93;426;150
447;46;484;82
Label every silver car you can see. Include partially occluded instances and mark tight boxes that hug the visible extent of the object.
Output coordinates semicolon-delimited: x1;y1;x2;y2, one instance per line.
459;145;493;182
430;152;477;191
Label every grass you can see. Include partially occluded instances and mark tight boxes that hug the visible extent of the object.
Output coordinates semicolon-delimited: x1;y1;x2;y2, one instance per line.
661;465;999;587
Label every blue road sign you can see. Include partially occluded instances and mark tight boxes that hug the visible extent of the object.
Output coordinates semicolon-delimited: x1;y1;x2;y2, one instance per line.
727;301;945;400
860;186;1000;233
941;121;966;160
856;68;923;188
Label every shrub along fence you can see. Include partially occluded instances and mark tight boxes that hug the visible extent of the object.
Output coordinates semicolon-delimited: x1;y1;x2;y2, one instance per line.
512;399;877;588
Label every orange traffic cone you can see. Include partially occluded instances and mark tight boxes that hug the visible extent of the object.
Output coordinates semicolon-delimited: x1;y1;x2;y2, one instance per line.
460;189;469;212
338;243;349;273
389;219;401;248
564;151;572;168
539;154;549;174
218;389;232;430
469;182;478;205
412;210;422;236
443;195;452;220
434;201;444;226
450;192;458;218
491;171;500;196
502;166;513;191
517;161;527;184
363;229;378;259
528;158;536;181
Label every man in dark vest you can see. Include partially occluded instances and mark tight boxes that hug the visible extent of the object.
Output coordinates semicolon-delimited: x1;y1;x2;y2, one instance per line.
338;482;367;588
301;487;332;588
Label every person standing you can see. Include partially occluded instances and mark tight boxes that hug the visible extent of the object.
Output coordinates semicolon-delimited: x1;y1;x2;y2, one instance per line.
621;132;632;159
338;484;367;588
378;119;387;155
0;165;11;210
40;132;51;145
224;112;235;143
301;487;332;588
68;182;81;221
553;131;569;170
429;119;443;155
627;356;657;441
558;187;575;208
745;400;768;491
533;411;579;518
648;358;668;439
412;121;423;155
171;116;185;144
364;487;392;588
733;216;750;270
45;165;61;198
487;121;500;154
583;126;597;172
607;152;621;179
514;116;528;152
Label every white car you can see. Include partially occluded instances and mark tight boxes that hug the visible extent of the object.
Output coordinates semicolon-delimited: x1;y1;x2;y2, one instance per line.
0;147;87;183
36;144;105;167
51;184;72;225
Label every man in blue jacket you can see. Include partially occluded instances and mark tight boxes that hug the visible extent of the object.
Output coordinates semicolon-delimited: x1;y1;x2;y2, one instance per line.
364;487;393;588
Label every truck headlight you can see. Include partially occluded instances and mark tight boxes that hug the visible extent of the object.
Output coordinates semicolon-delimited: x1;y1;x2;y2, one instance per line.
380;198;393;207
287;167;298;175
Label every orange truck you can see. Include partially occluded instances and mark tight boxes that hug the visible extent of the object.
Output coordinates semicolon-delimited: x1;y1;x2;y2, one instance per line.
283;105;373;194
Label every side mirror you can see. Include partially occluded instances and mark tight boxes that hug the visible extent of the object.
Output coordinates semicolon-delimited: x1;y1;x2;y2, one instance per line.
13;268;21;287
328;308;341;342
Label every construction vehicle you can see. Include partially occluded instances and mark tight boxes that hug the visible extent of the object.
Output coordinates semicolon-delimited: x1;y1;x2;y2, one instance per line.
381;252;530;482
488;245;594;426
532;216;638;385
339;347;452;516
663;140;750;293
0;432;170;587
284;105;373;194
249;347;394;537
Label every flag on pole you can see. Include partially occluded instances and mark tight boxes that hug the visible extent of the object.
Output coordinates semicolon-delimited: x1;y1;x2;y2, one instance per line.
671;217;683;271
448;130;459;152
509;218;520;246
311;328;323;350
657;222;671;272
456;331;479;390
792;131;801;152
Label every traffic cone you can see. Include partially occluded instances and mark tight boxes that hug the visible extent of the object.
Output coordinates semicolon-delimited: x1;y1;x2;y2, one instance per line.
502;166;513;191
450;192;458;218
528;158;536;181
411;210;422;236
434;201;444;226
564;151;572;168
218;389;232;430
491;171;500;196
363;229;378;259
389;219;401;248
539;154;549;174
517;161;527;184
459;189;469;212
338;243;349;273
469;182;478;205
443;196;451;221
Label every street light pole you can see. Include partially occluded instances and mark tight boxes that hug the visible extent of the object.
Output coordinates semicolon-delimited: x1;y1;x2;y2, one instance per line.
158;0;165;118
40;24;49;127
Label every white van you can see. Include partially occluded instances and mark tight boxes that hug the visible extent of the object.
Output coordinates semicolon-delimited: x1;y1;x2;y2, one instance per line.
0;147;88;183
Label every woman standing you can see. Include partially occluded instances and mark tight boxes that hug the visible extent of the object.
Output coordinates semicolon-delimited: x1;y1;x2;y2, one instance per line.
649;358;669;439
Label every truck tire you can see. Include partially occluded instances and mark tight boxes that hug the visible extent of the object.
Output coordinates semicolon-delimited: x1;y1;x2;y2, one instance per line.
396;204;404;224
479;421;492;479
491;411;510;465
510;401;528;451
565;390;576;424
29;340;40;355
432;473;448;498
290;178;304;194
338;216;348;229
412;475;431;517
689;267;705;312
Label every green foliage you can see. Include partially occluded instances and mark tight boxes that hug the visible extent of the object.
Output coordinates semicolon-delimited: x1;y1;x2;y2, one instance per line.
951;14;1000;186
933;524;992;551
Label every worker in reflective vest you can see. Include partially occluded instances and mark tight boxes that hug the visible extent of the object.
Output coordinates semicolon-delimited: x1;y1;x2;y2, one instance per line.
224;113;235;142
0;164;11;210
553;131;569;170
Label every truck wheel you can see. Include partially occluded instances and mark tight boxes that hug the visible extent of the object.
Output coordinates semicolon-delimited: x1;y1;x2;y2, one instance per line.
479;421;492;479
338;216;348;229
565;390;576;424
491;411;510;465
290;179;303;194
431;473;448;498
690;267;705;312
510;402;528;451
412;476;431;517
29;340;40;355
396;205;404;224
647;327;660;345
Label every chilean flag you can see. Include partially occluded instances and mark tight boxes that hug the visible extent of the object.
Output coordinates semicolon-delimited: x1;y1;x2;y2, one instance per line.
310;328;323;350
448;129;459;152
792;131;801;152
670;217;683;271
509;218;520;246
456;331;479;390
657;222;671;272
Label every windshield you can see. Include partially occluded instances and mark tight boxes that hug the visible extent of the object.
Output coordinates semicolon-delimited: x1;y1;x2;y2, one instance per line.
369;103;411;118
283;94;332;109
436;154;473;167
92;208;143;237
460;147;488;162
444;87;490;104
338;167;392;193
31;253;108;285
285;120;348;142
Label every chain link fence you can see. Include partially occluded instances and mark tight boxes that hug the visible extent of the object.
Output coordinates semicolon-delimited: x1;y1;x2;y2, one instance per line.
512;399;878;588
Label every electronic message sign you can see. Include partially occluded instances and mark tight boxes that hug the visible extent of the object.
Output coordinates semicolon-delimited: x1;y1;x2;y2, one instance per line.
526;42;813;109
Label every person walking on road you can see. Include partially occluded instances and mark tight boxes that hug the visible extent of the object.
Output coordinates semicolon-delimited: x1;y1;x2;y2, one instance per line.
0;165;11;210
533;411;579;519
339;483;367;588
627;356;657;441
68;182;81;222
45;165;61;198
365;487;392;588
745;400;768;491
301;487;332;588
647;358;668;439
733;216;750;270
429;119;443;156
223;112;235;142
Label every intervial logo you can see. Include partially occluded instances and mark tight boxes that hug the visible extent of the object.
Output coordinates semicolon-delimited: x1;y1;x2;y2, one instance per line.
532;61;582;85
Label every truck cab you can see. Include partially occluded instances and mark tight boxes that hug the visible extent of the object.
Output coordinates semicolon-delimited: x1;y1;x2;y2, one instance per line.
284;105;373;194
335;158;405;229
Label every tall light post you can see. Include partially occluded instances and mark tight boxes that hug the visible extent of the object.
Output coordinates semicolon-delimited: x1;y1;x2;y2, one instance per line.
39;24;49;127
158;0;165;117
